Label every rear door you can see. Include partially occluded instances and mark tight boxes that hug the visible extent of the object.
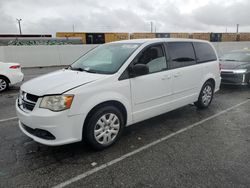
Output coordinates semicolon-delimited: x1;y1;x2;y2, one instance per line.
167;42;202;103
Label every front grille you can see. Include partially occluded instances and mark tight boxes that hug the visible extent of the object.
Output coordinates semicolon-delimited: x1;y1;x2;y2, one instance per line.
26;93;39;102
22;100;36;111
18;91;39;112
22;123;56;140
221;72;245;84
221;73;238;79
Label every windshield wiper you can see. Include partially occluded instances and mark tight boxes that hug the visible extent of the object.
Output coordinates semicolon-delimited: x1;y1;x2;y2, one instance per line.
70;67;84;71
221;59;237;61
82;69;99;73
67;65;73;69
70;67;98;73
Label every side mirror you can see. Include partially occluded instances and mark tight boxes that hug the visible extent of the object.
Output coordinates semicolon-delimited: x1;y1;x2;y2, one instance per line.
130;64;149;77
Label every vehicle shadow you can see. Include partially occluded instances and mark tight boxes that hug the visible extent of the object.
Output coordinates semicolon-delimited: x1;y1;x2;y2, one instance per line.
219;84;250;97
0;86;20;97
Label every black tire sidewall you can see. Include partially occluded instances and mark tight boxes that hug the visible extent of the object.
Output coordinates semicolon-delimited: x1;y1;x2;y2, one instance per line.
197;82;214;109
83;106;124;150
0;77;9;92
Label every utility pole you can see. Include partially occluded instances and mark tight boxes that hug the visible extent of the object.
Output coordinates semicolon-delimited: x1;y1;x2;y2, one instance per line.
72;24;75;32
16;18;22;35
150;21;153;33
236;24;239;33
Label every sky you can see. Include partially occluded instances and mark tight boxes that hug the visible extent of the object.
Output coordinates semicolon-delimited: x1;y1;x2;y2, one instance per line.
0;0;250;36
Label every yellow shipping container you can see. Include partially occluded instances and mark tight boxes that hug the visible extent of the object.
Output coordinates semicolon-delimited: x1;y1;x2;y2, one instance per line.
239;33;250;41
170;33;190;38
104;33;129;43
221;33;237;42
56;32;86;44
192;33;210;41
130;33;156;39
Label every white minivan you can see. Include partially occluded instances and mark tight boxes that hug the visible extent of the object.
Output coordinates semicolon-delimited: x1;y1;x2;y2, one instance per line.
16;39;221;149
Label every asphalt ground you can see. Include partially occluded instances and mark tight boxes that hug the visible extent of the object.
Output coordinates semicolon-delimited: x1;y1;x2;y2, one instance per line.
0;66;249;188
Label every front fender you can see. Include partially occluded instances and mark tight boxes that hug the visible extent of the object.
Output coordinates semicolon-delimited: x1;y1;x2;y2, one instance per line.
68;78;132;126
84;92;131;125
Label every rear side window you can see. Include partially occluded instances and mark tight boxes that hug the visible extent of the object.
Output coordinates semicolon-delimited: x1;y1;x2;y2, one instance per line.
167;42;196;69
193;42;217;63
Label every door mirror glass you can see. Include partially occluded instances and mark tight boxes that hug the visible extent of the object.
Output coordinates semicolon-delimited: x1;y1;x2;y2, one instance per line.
130;64;149;77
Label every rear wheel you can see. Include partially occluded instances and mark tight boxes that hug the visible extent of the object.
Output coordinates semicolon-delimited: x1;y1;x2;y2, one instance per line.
83;106;124;150
0;77;9;92
195;81;214;109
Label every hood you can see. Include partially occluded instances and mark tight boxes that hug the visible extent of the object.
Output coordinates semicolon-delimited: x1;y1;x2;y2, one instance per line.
220;60;250;69
21;69;108;96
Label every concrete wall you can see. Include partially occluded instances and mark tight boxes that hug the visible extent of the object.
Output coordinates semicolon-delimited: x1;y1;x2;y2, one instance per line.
0;46;4;61
0;45;97;67
1;42;250;67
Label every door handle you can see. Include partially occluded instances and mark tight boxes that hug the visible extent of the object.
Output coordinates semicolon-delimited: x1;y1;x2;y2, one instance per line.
161;75;171;80
174;73;181;77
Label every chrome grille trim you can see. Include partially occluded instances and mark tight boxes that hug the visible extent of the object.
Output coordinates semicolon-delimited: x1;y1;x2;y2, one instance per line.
18;91;39;112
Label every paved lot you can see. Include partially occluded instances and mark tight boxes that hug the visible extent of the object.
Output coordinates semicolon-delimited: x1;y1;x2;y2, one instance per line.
0;67;249;188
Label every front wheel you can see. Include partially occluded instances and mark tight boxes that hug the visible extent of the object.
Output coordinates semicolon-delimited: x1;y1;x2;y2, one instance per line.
195;81;214;109
83;106;125;150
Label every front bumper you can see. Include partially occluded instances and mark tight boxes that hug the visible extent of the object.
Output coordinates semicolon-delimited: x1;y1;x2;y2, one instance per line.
220;71;249;85
16;99;85;146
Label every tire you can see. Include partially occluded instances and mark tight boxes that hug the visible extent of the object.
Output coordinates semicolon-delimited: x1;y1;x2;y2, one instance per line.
195;81;214;109
83;106;125;150
0;77;9;92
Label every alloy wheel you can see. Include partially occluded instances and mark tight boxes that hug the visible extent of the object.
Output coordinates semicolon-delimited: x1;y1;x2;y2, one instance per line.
94;113;120;145
201;85;212;106
0;78;7;91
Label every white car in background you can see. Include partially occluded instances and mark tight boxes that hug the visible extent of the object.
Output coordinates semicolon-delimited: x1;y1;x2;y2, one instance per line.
0;62;24;91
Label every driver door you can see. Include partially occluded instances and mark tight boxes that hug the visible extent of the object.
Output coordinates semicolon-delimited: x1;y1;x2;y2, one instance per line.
130;44;173;123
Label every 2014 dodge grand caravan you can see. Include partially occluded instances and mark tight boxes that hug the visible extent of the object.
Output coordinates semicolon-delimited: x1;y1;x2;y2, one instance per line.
16;39;221;149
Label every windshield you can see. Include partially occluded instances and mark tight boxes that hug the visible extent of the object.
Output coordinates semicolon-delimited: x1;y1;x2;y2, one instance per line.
71;43;140;74
220;51;250;62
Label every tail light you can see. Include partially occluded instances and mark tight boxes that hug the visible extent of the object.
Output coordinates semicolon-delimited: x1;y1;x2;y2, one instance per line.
9;65;21;69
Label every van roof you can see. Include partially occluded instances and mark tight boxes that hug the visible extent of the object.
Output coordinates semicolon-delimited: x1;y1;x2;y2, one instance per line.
112;38;210;44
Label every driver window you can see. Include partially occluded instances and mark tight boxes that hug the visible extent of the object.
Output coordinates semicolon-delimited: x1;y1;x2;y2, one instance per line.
136;45;167;73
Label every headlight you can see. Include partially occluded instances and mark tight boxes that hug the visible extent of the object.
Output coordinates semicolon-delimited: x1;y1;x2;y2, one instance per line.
40;95;74;111
233;69;247;74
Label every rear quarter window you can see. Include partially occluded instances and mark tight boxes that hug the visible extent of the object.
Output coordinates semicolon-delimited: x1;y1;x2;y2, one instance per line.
193;42;217;63
167;42;196;69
